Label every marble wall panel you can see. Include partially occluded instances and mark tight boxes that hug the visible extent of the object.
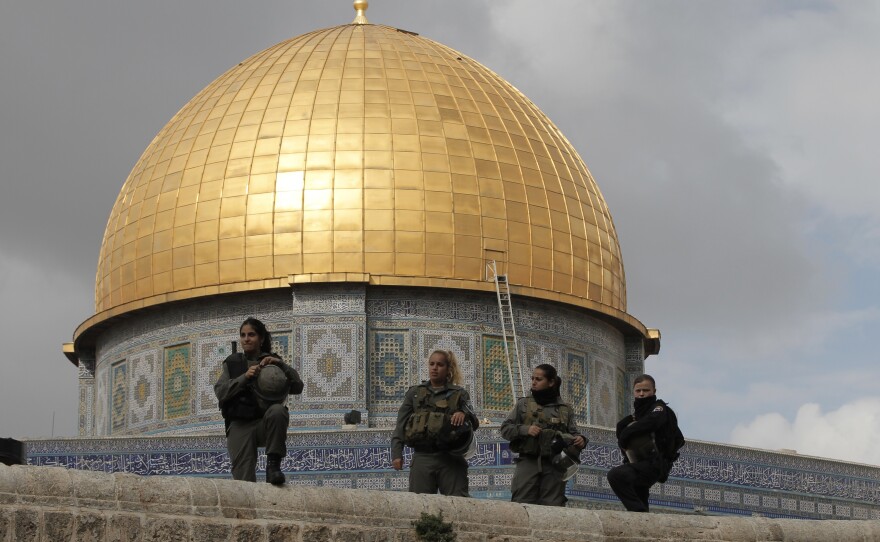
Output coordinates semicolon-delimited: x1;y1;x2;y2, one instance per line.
300;324;359;403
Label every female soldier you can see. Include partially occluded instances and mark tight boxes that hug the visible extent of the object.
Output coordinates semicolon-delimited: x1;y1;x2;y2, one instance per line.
501;364;586;506
214;317;303;484
390;350;480;496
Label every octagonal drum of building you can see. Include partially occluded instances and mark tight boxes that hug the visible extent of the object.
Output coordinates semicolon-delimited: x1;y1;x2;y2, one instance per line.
66;13;659;437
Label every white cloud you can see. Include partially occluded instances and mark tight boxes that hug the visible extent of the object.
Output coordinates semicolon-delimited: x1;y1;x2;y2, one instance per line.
718;3;880;274
730;399;880;466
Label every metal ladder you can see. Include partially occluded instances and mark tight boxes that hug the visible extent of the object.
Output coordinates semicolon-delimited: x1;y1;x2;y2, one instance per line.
486;260;526;400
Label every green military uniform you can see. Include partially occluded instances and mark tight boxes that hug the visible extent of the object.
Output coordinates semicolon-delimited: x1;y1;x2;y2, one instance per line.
391;382;479;496
500;395;583;506
214;353;303;482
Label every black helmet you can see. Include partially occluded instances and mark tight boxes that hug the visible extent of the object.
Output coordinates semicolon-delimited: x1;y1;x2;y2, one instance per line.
254;364;290;403
439;420;475;458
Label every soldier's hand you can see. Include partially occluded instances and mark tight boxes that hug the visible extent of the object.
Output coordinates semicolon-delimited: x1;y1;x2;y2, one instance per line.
450;411;466;426
572;435;586;449
392;458;403;470
245;365;261;380
527;425;542;437
259;356;281;367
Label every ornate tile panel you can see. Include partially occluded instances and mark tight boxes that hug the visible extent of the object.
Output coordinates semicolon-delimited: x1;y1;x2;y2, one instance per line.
301;324;359;403
78;364;95;436
566;350;589;423
368;330;410;407
128;351;158;428
482;335;515;412
195;338;234;416
163;344;192;420
110;361;127;434
94;365;109;436
78;384;93;436
593;359;615;427
271;332;292;362
521;340;561;374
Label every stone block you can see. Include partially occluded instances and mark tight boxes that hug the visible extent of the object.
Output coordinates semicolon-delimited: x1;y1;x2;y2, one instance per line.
217;479;257;520
251;483;306;521
188;477;221;517
451;496;528;538
773;518;866;542
107;513;143;542
231;522;265;542
0;465;23;504
381;490;427;529
13;509;39;542
0;507;11;542
43;510;74;542
115;472;146;513
138;476;192;515
301;525;331;542
20;466;74;507
192;519;232;542
145;518;190;542
340;489;392;527
333;526;395;542
300;486;357;521
75;512;107;542
73;469;117;509
266;523;300;542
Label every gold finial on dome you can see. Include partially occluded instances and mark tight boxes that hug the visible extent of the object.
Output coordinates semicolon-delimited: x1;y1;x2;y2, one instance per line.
352;1;369;24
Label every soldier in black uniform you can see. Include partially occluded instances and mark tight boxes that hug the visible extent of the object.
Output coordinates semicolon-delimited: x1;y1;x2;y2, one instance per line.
501;364;586;506
607;374;668;512
214;317;303;484
391;350;479;496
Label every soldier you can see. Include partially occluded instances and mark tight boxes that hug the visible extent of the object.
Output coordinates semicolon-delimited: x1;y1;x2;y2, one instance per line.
501;364;586;506
391;350;479;496
607;374;669;512
214;317;303;484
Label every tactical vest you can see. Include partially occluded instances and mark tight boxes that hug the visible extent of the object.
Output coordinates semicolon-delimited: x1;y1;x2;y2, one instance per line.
218;354;264;426
403;385;463;450
509;397;572;457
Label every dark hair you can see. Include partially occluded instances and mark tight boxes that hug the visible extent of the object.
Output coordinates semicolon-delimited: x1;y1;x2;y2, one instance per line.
535;363;562;392
633;374;656;388
240;317;272;353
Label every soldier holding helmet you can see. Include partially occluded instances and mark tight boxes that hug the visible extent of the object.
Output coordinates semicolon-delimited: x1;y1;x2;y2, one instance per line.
501;364;587;506
391;350;480;496
214;317;303;485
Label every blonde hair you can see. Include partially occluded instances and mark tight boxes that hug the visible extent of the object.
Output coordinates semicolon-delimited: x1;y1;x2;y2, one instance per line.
429;350;462;386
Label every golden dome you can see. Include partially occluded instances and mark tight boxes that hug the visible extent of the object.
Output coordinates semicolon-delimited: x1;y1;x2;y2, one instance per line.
84;19;641;337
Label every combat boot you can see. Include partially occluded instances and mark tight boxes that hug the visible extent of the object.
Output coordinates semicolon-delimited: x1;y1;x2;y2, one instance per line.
266;454;286;486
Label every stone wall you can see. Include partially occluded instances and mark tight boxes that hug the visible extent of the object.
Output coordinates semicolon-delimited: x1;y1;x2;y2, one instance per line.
2;464;879;542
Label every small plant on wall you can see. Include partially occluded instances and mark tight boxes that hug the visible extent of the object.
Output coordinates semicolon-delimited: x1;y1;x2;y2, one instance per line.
412;511;457;542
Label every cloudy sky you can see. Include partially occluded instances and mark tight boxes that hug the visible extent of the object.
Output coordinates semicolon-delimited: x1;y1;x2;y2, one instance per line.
2;1;878;465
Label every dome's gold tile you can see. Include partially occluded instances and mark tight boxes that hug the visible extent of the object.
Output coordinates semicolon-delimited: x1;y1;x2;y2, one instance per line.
87;23;635;333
